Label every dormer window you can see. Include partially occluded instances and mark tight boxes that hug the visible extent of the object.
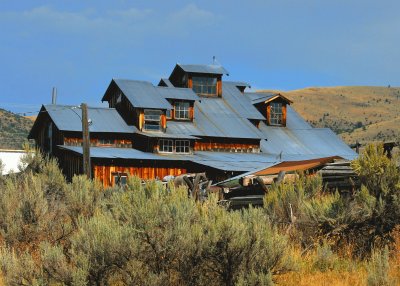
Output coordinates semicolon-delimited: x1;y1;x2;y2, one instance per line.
269;102;283;126
192;76;217;96
144;109;162;131
251;93;293;127
175;101;190;119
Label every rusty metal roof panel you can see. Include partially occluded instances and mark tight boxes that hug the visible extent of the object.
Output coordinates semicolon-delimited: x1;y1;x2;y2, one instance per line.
222;82;266;120
44;105;136;133
178;64;229;75
113;79;172;109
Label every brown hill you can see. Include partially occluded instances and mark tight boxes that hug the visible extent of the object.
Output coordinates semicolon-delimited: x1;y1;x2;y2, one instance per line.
0;108;34;149
258;86;400;145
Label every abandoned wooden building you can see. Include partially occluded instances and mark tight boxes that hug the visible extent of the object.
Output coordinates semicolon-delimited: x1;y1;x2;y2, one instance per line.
29;63;357;187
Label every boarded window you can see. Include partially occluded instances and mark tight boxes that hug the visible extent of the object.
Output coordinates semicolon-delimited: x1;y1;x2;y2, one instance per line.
144;109;162;131
159;139;173;153
270;102;283;126
175;102;190;119
175;140;190;153
192;76;217;96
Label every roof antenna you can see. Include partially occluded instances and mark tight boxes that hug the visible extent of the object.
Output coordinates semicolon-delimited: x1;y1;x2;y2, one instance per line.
52;87;57;105
212;56;216;65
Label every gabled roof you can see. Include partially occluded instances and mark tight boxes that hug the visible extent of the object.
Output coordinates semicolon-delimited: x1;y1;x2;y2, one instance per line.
246;92;293;105
156;86;199;101
29;105;136;138
176;64;229;75
158;78;174;87
103;79;172;110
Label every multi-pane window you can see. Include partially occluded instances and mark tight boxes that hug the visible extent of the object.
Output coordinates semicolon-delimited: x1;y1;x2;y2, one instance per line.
158;139;190;153
175;101;190;119
269;102;283;126
159;139;173;153
144;109;162;131
98;139;114;145
192;76;217;96
175;140;190;153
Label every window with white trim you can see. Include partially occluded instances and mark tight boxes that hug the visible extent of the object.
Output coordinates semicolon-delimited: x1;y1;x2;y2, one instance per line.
159;139;173;153
166;109;172;119
269;102;283;126
175;140;190;153
174;101;190;120
144;109;162;131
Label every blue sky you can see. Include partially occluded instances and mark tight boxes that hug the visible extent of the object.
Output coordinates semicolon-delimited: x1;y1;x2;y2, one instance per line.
1;0;399;114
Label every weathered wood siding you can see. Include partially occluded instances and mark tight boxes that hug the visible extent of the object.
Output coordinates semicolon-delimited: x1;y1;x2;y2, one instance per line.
94;165;187;187
194;139;260;152
64;137;132;148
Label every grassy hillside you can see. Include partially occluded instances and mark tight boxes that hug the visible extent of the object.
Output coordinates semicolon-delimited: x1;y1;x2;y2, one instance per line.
0;108;34;149
259;86;400;144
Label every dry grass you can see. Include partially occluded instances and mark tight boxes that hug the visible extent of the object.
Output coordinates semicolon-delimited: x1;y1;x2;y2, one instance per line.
275;227;400;286
277;270;367;286
258;86;400;144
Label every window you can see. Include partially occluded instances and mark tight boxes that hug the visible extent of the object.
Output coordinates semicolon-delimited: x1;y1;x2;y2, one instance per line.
144;109;162;131
113;173;127;186
98;139;114;145
269;102;283;126
192;76;217;96
166;109;172;119
175;101;190;119
175;140;190;153
159;139;173;153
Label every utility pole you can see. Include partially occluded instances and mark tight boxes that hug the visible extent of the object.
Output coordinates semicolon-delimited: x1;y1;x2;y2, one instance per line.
81;103;91;179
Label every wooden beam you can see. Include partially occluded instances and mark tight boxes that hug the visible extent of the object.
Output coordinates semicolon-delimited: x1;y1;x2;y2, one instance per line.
81;103;91;179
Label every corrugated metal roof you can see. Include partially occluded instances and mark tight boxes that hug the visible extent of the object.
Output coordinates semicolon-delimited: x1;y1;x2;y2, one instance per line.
222;82;266;120
259;124;357;160
163;121;204;137
227;81;251;88
188;151;276;172
113;79;172;109
245;92;275;102
135;130;199;139
44;105;136;133
194;98;265;139
285;106;313;129
57;145;278;172
156;86;199;101
58;146;174;160
178;64;229;75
